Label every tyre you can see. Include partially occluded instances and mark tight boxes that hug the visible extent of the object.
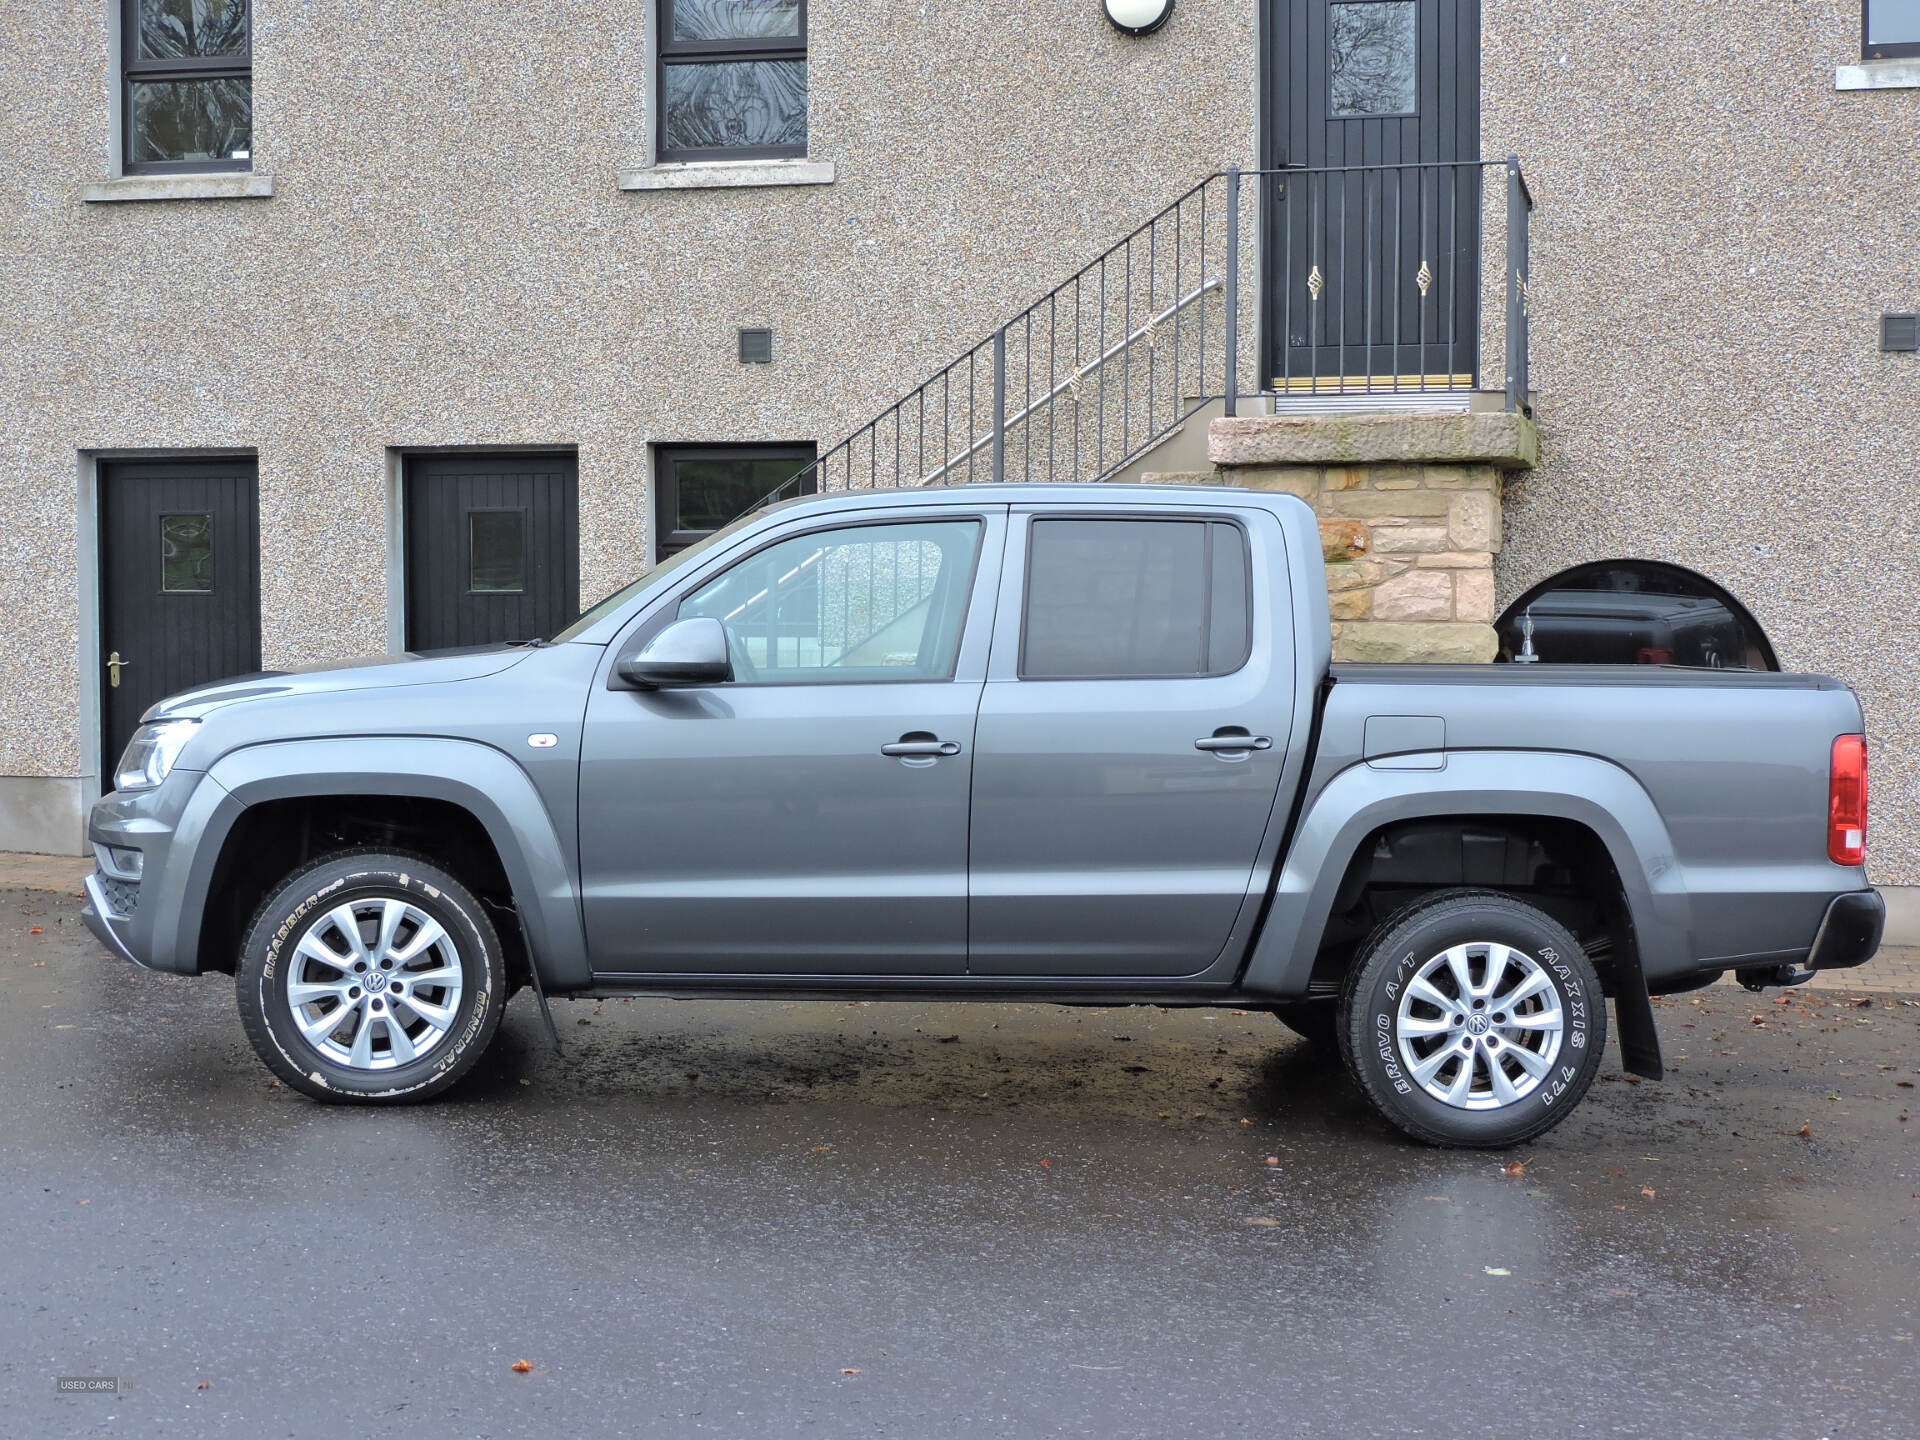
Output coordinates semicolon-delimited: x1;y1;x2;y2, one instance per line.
237;850;507;1104
1335;890;1607;1148
1269;1001;1338;1048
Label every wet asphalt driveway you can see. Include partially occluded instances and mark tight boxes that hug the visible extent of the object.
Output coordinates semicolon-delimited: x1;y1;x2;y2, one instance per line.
4;884;1919;1439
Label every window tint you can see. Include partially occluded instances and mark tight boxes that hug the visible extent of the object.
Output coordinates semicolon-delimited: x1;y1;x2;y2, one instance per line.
1021;519;1252;680
678;519;981;683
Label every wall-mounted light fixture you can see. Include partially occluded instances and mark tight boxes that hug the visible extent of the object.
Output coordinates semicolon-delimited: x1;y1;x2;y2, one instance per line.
1104;0;1174;37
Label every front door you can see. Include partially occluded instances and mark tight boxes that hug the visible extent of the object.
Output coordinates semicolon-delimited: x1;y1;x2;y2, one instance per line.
404;453;578;650
578;509;1004;975
968;507;1297;977
99;458;260;787
1262;0;1481;390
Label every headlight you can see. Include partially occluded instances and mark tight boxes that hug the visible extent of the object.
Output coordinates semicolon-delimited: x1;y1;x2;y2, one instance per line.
113;719;200;792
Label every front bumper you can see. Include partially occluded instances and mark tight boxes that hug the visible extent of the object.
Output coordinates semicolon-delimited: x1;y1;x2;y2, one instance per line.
1737;888;1885;990
81;870;151;970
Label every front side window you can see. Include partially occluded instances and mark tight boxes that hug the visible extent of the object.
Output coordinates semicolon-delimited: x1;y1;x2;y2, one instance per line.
1021;518;1252;680
678;519;982;683
1865;0;1920;59
123;0;252;172
657;0;808;161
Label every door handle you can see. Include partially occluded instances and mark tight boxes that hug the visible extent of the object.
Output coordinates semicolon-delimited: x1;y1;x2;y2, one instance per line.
881;737;962;758
1195;731;1271;753
106;651;130;689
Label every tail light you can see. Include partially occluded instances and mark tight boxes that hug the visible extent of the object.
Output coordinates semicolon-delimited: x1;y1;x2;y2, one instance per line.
1828;734;1867;866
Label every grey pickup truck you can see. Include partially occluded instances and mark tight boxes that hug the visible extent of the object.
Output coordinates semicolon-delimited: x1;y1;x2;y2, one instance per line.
81;484;1883;1147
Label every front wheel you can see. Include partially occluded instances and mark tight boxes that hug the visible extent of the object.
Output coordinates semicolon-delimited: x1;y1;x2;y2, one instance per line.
237;851;507;1103
1336;891;1608;1148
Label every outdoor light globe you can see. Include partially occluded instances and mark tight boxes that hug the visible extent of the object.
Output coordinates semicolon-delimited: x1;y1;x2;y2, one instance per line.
1104;0;1173;37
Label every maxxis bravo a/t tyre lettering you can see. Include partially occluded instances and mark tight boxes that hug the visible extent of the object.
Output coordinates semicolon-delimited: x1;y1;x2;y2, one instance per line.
1335;889;1609;1148
236;850;507;1104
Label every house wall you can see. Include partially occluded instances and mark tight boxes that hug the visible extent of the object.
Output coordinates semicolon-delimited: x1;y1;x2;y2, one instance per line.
1483;1;1920;886
4;1;1915;891
0;0;1257;849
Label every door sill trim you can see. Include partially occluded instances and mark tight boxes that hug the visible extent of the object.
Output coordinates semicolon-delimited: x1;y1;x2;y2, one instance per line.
580;973;1238;1003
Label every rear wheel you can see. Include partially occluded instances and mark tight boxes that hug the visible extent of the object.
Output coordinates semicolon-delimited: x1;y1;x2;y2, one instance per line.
1336;890;1607;1148
237;851;506;1103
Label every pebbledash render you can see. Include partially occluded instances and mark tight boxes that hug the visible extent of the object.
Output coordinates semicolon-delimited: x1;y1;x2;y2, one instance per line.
1;2;1916;933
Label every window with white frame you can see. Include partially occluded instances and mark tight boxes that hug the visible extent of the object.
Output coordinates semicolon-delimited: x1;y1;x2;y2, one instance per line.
657;0;808;162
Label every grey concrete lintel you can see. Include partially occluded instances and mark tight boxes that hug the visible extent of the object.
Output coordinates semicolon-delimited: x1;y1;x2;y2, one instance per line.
81;173;275;203
1208;410;1539;470
1836;60;1920;91
618;159;836;191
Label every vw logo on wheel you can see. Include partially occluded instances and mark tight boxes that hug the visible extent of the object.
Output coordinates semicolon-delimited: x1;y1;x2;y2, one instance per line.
1466;1012;1491;1035
364;969;389;993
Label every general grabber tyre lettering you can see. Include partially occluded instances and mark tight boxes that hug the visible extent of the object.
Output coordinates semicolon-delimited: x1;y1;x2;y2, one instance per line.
1335;890;1608;1148
236;850;507;1104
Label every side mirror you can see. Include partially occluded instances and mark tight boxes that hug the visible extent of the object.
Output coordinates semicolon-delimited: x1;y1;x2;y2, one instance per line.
616;616;733;689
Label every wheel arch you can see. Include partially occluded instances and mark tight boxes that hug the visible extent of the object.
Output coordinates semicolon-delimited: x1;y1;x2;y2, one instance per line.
164;737;589;990
1242;751;1690;1076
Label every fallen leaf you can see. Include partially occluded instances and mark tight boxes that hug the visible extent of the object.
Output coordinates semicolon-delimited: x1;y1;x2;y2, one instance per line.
840;1368;862;1376
1039;1157;1052;1168
510;1359;533;1374
1246;1217;1284;1227
1898;1081;1914;1089
1265;1156;1280;1167
1483;1266;1511;1276
77;1198;90;1205
27;927;43;935
810;1146;831;1153
1501;1159;1529;1178
195;1381;210;1390
266;1079;281;1088
1641;1186;1657;1200
1424;1196;1450;1203
1797;1121;1813;1139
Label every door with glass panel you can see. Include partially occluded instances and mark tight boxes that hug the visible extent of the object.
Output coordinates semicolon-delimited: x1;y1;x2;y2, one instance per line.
969;509;1296;977
403;453;579;651
578;510;1002;976
1262;0;1481;390
98;458;260;789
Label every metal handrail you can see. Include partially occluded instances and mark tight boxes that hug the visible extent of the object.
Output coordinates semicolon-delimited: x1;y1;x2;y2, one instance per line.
738;157;1531;517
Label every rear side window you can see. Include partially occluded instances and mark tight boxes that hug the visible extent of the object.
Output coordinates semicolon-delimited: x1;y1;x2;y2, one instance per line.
1020;518;1252;680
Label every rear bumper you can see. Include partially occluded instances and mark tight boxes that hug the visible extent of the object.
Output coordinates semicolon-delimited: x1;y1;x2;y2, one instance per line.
1735;888;1884;991
1807;888;1885;972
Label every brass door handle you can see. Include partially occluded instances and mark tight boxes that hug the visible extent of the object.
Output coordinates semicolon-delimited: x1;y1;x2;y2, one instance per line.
106;651;130;688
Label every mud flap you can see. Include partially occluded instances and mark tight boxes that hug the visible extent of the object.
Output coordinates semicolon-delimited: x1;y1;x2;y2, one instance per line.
1611;956;1663;1081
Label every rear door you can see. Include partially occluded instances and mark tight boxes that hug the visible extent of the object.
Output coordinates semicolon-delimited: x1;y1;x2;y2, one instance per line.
968;504;1297;977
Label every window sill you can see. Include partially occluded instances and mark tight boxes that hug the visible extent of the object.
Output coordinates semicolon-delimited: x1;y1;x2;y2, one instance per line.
617;158;835;192
1836;59;1920;90
80;173;274;203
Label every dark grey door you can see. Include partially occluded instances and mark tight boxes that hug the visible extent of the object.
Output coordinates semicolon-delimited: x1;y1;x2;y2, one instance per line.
578;510;1002;975
1262;0;1481;388
404;453;578;650
99;458;260;787
968;509;1296;978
